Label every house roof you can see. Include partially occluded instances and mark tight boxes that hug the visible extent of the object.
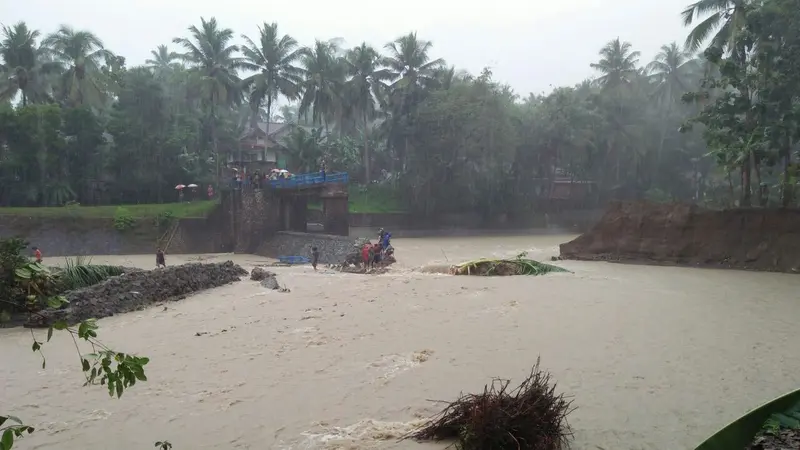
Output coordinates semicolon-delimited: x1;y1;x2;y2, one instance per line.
241;122;327;145
256;122;291;137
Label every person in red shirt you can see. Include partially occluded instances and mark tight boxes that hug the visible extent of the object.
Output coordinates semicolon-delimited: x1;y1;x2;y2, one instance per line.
32;247;42;263
361;242;371;269
207;184;214;200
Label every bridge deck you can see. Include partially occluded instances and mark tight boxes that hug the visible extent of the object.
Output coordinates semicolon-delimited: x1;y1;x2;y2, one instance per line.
269;172;348;190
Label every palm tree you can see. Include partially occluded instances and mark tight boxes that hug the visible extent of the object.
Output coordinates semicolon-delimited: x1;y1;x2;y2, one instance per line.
42;25;112;107
647;42;697;166
0;22;56;106
383;32;445;170
384;32;445;91
173;17;243;184
282;126;324;172
343;42;391;183
298;39;345;130
590;38;641;90
240;22;304;135
647;42;696;105
145;44;180;72
681;0;751;54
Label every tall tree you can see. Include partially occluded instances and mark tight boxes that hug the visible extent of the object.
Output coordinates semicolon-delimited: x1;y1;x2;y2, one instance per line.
173;17;243;184
590;38;641;89
0;22;56;106
42;25;112;107
343;42;390;183
647;42;696;105
682;0;752;53
298;39;344;130
240;22;304;135
145;44;180;73
383;32;445;170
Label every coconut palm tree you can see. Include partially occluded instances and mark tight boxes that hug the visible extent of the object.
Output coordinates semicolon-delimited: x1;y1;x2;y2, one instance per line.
647;42;698;166
590;38;641;90
145;44;180;73
42;25;113;107
681;0;751;53
0;22;58;105
173;17;243;183
298;39;345;130
383;32;445;92
647;42;697;106
342;42;391;182
240;22;304;133
383;32;445;170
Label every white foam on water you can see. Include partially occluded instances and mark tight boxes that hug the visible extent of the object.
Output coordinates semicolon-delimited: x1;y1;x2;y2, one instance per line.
285;418;427;450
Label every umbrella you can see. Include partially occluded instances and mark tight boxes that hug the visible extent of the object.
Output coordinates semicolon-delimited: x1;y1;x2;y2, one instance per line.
187;184;198;188
175;184;186;190
278;169;289;173
271;168;281;173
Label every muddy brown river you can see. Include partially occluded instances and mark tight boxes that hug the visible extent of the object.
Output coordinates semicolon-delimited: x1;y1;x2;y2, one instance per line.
3;234;800;449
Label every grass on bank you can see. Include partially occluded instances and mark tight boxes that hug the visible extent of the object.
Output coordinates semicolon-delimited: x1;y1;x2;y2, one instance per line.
0;200;219;219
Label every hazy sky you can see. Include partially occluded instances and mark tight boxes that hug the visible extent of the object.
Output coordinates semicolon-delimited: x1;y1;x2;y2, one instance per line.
2;0;695;96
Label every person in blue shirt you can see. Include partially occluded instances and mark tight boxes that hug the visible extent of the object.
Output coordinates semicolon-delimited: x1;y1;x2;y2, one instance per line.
380;231;392;259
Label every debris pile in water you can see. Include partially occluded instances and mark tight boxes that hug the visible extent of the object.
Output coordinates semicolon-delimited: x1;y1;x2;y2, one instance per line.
450;253;570;276
406;358;574;450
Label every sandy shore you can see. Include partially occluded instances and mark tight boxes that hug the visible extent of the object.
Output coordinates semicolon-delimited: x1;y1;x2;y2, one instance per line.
3;235;800;449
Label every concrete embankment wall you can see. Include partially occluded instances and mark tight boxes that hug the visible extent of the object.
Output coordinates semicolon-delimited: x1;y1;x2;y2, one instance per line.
0;216;227;256
560;201;800;273
255;231;355;264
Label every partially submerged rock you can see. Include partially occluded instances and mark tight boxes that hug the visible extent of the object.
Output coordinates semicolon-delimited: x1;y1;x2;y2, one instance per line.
250;267;274;281
260;276;279;290
33;261;248;326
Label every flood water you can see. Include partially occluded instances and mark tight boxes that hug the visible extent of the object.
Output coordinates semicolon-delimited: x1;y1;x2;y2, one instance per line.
3;234;800;449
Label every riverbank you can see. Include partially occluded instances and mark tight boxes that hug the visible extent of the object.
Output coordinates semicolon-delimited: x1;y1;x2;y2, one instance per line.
3;240;800;450
560;201;800;273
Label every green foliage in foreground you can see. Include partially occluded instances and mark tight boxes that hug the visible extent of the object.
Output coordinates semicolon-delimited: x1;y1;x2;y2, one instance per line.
695;388;800;450
0;238;159;450
452;252;571;276
2;241;127;313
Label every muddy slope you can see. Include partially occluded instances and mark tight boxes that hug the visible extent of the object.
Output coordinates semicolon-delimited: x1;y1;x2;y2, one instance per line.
559;201;800;273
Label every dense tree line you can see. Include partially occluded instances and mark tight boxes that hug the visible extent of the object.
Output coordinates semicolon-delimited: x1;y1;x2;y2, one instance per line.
1;0;799;214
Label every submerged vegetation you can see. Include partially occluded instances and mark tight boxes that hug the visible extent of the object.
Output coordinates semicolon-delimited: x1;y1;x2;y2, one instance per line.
451;253;570;277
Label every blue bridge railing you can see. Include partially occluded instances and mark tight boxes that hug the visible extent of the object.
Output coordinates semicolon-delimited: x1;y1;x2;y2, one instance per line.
269;171;348;189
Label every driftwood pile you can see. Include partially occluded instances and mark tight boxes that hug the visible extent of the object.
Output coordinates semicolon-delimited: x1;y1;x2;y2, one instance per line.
405;358;574;450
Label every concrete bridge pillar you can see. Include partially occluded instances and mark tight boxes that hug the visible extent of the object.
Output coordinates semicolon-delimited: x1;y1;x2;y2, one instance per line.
322;197;349;236
280;197;308;232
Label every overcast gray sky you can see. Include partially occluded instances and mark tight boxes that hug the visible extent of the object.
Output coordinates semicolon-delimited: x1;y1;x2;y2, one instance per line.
2;0;695;96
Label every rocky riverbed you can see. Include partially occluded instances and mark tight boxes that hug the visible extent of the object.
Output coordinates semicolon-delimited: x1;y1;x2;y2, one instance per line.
33;261;248;326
